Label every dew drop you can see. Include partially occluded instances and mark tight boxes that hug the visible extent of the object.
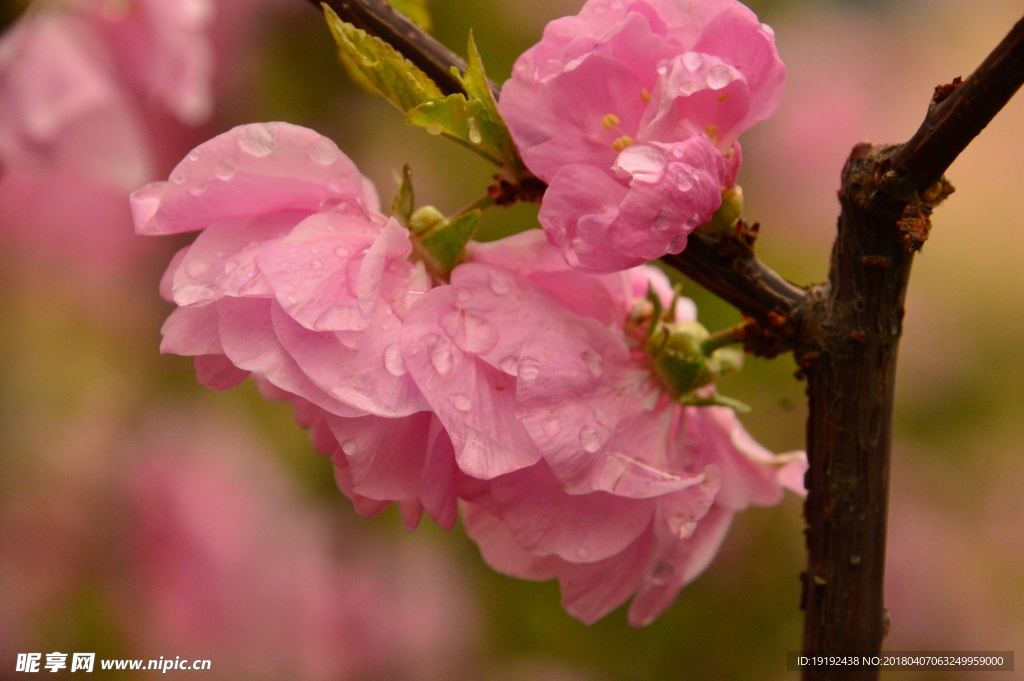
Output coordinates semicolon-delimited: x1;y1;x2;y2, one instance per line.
676;172;693;192
184;259;210;278
467;116;482;144
427;335;454;375
581;350;603;377
682;51;703;71
308;137;340;165
440;309;499;354
706;64;734;90
656;64;668;76
341;439;358;455
334;246;350;258
187;149;201;162
172;169;191;185
311;260;324;270
214;157;239;180
449;393;472;411
425;124;444;135
189;181;208;196
237;123;278;157
487;270;512;295
383;343;408;376
691;170;702;182
518;356;541;382
579;425;601;453
499;356;519;375
759;22;775;38
679;80;700;96
671;146;686;159
543;418;561;437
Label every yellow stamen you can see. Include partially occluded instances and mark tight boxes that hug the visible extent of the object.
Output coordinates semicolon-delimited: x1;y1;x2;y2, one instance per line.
612;135;635;152
640;88;651;103
706;125;719;144
717;93;730;102
602;113;621;131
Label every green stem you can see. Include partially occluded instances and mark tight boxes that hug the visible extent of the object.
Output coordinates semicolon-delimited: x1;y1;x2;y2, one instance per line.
448;193;495;223
700;324;746;355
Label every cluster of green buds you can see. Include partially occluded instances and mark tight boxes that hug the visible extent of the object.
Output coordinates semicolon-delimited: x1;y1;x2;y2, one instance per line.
640;286;749;411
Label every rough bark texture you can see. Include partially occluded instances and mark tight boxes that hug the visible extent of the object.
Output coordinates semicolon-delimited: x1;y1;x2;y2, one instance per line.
795;144;917;679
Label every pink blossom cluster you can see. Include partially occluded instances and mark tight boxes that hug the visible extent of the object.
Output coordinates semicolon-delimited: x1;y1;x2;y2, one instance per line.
498;0;785;272
135;117;804;625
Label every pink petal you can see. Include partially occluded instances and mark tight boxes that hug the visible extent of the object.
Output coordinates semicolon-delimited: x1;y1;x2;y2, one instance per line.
401;285;543;480
132;123;369;235
483;461;655;564
160;304;223;356
193;354;249;391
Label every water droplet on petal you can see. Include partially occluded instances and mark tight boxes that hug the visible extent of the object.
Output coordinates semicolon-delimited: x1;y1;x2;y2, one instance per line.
487;270;513;295
691;170;702;182
682;51;703;71
311;260;324;270
380;322;391;331
334;246;350;258
440;309;499;354
449;393;472;411
499;356;518;375
679;81;700;96
706;64;734;90
308;138;340;165
187;150;201;162
518;356;540;382
656;64;668;76
383;343;407;376
543;418;561;436
185;259;210;278
427;335;454;375
579;425;601;453
582;350;603;377
454;288;472;303
676;172;694;192
172;169;191;185
214;157;238;180
189;181;208;196
759;22;775;38
237;123;278;157
341;439;358;455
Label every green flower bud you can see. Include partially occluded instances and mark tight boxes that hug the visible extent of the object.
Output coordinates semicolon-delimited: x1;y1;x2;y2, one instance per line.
697;185;744;236
409;205;448;235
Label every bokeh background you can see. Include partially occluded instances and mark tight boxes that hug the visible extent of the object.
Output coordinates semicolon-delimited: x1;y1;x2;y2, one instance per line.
1;0;1022;678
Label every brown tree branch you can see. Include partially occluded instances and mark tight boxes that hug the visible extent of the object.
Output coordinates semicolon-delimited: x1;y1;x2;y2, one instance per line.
891;14;1024;193
800;14;1024;680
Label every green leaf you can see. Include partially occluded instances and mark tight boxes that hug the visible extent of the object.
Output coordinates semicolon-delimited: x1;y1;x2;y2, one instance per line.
406;32;526;174
388;0;432;31
323;6;443;112
391;164;415;226
418;210;480;273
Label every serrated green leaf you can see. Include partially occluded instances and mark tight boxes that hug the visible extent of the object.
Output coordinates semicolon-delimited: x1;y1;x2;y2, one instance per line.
419;210;480;272
405;32;526;174
323;6;443;112
388;0;432;31
407;96;510;166
391;164;415;226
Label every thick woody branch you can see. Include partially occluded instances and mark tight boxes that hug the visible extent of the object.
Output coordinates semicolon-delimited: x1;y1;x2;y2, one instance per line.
309;0;501;100
892;13;1024;193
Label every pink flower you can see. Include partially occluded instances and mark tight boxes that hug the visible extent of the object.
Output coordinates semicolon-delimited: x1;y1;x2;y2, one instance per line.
402;230;804;624
124;415;475;680
499;0;784;272
135;122;461;528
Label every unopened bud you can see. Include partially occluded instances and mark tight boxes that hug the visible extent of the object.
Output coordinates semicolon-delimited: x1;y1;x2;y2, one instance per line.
698;185;743;236
409;205;448;235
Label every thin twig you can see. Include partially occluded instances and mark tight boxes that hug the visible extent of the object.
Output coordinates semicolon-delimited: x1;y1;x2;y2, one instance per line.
892;13;1024;193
